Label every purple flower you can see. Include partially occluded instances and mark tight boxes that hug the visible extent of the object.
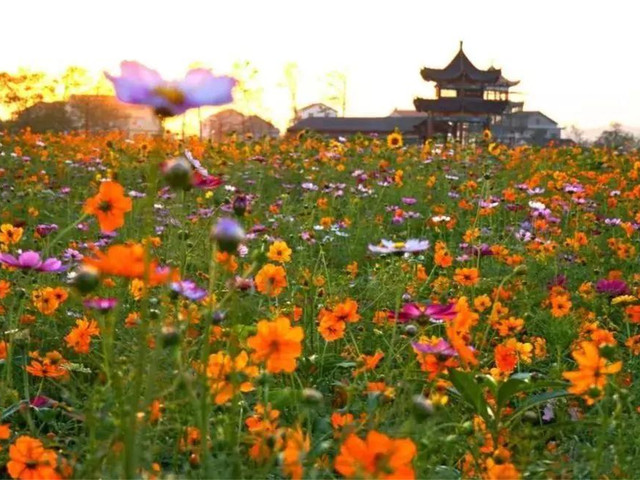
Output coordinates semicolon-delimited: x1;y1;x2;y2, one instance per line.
106;61;237;117
84;297;118;312
171;280;207;301
596;278;629;297
547;274;567;290
411;338;457;357
0;251;64;272
401;197;417;205
35;224;59;237
211;218;245;253
391;302;457;324
368;239;430;255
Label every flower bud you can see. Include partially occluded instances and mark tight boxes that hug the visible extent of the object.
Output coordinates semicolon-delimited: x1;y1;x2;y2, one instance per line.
233;194;249;217
513;265;528;276
161;325;180;347
404;324;418;337
162;157;193;190
211;218;245;253
211;310;226;325
71;265;100;294
302;388;324;405
412;394;434;419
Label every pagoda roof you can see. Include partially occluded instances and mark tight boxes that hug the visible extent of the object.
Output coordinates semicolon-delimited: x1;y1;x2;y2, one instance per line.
421;43;503;84
414;97;512;115
487;67;520;87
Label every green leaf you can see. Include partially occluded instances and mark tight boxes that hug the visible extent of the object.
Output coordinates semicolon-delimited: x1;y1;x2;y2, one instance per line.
497;376;531;410
448;369;494;422
508;390;569;425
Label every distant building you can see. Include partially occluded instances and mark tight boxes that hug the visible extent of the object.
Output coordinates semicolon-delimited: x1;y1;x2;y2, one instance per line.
202;109;279;141
67;95;162;135
287;116;427;143
13;95;162;135
388;109;429;118
414;41;522;142
492;111;562;146
295;103;338;122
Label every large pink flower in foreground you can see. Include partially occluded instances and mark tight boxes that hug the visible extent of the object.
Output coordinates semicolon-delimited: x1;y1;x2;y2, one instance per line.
106;61;237;116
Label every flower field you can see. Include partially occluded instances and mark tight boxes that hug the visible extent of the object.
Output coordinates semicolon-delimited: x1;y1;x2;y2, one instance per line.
2;129;640;479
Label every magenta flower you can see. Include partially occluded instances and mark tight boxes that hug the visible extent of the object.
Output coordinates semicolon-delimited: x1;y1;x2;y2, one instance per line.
412;338;457;357
0;251;64;272
389;302;457;324
106;61;237;117
596;278;629;297
84;298;118;312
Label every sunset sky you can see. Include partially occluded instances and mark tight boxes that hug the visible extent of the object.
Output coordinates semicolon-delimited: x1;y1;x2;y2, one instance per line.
3;0;639;134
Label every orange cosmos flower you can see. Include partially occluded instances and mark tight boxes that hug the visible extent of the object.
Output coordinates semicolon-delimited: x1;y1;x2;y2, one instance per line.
267;240;292;263
335;430;416;479
281;426;310;480
206;350;258;404
332;299;360;323
0;224;23;245
353;351;384;377
0;340;7;361
83;181;132;232
31;288;62;316
0;423;10;440
494;344;518;374
84;243;172;285
0;279;10;299
247;316;303;373
562;341;622;404
454;267;480;287
25;351;69;379
318;312;346;342
65;318;100;354
625;305;640;324
550;294;572;317
7;436;59;480
215;251;238;272
254;264;287;297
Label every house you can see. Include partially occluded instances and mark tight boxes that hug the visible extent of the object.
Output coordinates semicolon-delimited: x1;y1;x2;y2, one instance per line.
66;95;162;135
294;103;338;122
388;109;429;118
12;95;162;135
287;116;428;143
202;109;279;141
492;111;561;146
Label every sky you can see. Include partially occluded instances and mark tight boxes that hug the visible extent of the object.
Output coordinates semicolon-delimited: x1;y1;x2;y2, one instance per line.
2;0;640;134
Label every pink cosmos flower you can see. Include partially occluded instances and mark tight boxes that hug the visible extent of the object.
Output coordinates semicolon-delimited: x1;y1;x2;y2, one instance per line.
411;338;457;357
389;302;457;324
106;61;237;117
0;251;64;272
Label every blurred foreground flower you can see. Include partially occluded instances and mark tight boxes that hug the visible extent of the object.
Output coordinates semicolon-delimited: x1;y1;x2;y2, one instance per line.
106;61;237;117
368;239;430;255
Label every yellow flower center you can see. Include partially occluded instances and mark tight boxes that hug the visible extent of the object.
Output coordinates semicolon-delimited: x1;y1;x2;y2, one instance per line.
153;86;185;105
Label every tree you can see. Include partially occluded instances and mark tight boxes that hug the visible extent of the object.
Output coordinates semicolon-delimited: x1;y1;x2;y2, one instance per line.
595;123;638;151
323;70;348;117
567;124;587;145
280;62;299;125
0;69;57;119
59;66;93;99
11;102;75;133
